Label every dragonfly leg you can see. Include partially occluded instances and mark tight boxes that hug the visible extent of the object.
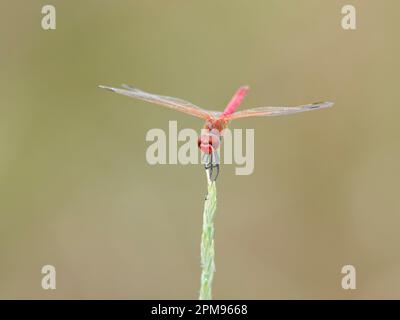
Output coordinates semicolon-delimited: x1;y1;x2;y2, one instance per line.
204;151;220;182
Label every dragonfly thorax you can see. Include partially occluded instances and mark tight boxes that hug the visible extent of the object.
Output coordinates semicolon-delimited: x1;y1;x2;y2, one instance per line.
204;118;228;132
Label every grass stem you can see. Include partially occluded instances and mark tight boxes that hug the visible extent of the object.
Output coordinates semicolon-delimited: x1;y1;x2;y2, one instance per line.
199;177;217;300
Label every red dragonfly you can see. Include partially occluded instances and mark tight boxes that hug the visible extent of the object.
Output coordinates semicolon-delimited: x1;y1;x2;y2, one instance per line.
99;84;333;180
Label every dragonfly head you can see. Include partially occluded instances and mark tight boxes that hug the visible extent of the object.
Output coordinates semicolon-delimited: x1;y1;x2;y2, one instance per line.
197;129;221;154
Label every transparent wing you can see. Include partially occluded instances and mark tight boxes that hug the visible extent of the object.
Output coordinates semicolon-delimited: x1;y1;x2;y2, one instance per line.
224;102;334;120
99;84;216;119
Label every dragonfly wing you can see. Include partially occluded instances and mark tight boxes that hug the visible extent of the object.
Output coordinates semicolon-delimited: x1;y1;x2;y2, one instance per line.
224;102;334;120
99;85;216;119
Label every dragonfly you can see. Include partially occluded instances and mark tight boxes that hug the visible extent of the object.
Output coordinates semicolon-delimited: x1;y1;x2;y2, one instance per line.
99;84;333;181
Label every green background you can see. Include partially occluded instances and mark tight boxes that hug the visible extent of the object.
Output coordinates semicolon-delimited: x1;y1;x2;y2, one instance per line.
1;0;399;299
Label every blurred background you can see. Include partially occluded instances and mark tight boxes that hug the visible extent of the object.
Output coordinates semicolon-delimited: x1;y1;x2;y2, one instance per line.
0;0;399;299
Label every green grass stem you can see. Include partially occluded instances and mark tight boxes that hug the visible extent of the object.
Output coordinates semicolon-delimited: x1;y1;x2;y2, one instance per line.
199;178;217;300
